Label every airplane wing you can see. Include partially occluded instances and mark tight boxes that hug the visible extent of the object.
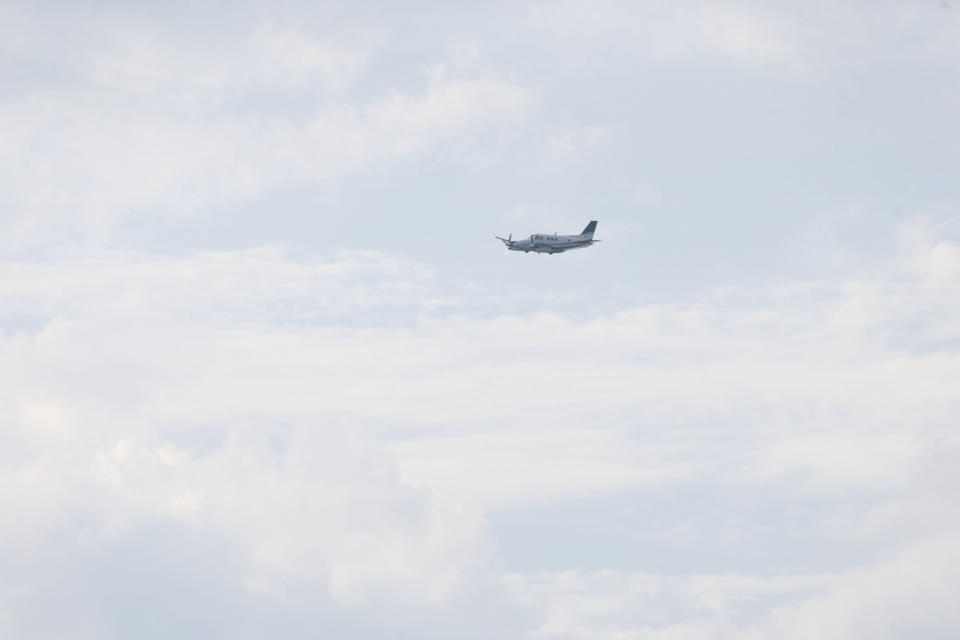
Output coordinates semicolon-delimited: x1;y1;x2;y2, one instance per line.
558;240;600;252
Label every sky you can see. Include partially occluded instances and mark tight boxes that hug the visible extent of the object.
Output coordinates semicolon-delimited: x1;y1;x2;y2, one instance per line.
1;1;959;638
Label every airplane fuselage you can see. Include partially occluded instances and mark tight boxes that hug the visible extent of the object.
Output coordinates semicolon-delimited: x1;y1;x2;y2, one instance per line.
507;233;595;254
497;221;599;254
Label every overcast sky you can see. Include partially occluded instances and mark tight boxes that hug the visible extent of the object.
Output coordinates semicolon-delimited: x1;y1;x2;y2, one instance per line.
2;1;960;638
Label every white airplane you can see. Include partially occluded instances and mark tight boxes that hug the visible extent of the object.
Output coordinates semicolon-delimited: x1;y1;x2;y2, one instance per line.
497;221;600;254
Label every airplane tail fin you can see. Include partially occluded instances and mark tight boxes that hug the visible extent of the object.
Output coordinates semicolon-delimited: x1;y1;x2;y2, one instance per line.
581;220;597;237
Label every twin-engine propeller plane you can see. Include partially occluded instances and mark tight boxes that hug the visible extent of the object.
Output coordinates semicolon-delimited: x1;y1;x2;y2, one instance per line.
497;221;600;254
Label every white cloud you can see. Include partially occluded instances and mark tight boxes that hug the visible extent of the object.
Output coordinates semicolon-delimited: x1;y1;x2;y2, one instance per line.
392;429;695;510
1;225;959;635
0;15;530;249
250;27;370;87
2;0;960;635
503;533;960;640
527;0;960;69
0;73;529;247
744;433;924;491
526;1;796;64
694;4;794;62
503;570;835;639
743;534;960;640
898;217;960;281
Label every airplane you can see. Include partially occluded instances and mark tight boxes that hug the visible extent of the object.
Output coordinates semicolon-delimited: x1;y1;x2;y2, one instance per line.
496;221;600;254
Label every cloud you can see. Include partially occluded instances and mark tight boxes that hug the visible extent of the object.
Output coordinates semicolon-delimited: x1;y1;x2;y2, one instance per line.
503;533;960;640
694;4;794;62
1;219;959;635
2;1;960;635
392;428;695;510
526;1;795;63
527;0;960;69
0;11;530;250
0;73;528;248
745;534;960;640
503;570;835;639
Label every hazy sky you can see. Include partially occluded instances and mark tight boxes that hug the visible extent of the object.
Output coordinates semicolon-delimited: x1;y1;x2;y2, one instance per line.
2;1;959;638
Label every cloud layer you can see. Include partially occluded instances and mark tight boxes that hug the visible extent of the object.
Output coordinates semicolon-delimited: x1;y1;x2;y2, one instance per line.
2;1;960;638
2;225;959;637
